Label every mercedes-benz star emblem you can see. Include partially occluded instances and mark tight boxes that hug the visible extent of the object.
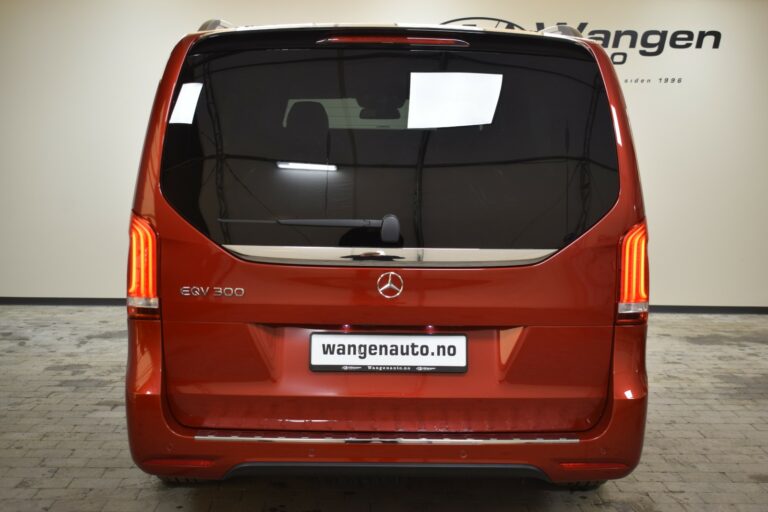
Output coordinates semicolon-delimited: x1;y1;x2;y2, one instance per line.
377;272;404;299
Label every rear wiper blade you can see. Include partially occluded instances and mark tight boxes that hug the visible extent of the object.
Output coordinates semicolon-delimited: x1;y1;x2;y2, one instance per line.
219;214;401;243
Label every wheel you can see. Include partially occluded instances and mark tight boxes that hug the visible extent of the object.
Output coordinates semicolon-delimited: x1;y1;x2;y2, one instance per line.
557;480;605;491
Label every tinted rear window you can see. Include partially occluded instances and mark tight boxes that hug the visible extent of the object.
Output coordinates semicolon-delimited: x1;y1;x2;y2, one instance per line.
160;35;619;260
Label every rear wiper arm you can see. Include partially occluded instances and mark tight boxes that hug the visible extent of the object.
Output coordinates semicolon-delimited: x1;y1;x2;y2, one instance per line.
219;214;401;243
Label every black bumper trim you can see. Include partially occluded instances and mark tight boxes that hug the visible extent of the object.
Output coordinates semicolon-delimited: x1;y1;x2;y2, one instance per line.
225;462;550;481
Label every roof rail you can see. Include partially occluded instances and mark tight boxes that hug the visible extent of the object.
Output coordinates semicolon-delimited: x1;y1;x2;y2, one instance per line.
198;19;234;31
538;25;583;37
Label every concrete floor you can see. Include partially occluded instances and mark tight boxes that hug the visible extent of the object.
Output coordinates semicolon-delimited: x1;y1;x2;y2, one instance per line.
0;306;767;512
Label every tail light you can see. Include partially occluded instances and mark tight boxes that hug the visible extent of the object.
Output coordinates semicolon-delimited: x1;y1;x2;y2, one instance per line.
317;35;469;47
128;214;159;318
618;221;649;323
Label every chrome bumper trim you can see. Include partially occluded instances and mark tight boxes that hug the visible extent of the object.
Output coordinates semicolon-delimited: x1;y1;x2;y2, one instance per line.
222;245;557;268
195;434;579;445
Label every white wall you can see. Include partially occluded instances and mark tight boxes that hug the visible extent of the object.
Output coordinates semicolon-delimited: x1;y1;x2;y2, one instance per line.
0;0;766;306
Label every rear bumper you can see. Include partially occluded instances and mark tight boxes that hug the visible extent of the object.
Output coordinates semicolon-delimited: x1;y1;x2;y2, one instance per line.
126;319;647;483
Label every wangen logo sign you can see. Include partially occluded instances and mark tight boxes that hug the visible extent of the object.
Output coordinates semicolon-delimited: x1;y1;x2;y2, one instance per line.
442;17;722;65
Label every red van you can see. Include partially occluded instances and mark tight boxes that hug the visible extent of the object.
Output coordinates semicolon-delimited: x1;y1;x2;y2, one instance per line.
126;22;649;488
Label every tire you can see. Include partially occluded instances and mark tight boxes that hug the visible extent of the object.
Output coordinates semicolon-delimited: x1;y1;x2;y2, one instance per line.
558;480;606;491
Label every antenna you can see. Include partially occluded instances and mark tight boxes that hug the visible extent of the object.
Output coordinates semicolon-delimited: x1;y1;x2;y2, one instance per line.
441;17;526;31
198;19;234;31
538;25;583;37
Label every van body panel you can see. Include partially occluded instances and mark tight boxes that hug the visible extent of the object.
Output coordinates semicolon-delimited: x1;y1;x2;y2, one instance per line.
164;322;613;432
158;215;619;432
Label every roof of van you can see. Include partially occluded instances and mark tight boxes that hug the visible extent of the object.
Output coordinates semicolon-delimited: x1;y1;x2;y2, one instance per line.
194;21;584;41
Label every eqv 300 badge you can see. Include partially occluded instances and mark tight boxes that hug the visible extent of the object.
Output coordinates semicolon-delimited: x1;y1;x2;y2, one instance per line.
180;286;245;297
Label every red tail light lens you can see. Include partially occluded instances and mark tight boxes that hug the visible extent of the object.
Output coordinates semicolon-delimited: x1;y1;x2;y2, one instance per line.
128;214;158;316
618;221;649;323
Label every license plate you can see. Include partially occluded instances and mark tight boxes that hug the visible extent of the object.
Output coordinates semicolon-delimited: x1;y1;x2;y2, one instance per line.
310;333;467;373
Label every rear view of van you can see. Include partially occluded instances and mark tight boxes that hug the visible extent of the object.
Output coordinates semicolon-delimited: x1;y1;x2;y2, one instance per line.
126;23;648;487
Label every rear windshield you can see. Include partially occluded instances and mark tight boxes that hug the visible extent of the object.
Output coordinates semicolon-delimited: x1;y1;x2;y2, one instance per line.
160;36;619;265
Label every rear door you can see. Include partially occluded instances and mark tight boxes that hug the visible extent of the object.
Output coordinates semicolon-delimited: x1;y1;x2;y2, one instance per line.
156;29;621;433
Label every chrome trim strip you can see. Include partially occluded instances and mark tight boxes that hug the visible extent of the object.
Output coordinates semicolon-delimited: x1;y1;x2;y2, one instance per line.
194;435;579;445
222;245;557;268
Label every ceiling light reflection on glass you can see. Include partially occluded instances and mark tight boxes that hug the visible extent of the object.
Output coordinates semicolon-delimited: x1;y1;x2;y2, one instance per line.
277;162;338;171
